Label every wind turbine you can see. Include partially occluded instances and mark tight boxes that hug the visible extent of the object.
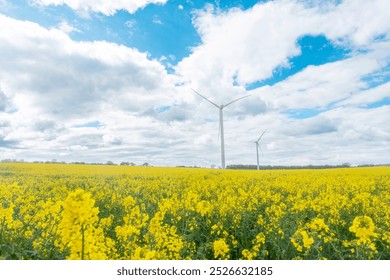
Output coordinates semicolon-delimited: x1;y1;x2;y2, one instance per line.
255;131;266;170
192;88;250;169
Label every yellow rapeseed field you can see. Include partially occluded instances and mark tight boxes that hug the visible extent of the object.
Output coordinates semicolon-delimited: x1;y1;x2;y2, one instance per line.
0;163;389;260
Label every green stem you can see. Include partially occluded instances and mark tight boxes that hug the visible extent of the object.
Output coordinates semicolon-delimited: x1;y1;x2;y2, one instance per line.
81;224;85;260
0;217;5;246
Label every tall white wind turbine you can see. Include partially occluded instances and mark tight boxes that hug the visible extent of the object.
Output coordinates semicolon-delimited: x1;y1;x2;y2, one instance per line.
192;88;250;169
255;131;266;170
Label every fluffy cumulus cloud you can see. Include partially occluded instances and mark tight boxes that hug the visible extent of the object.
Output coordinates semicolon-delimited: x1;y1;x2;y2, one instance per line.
31;0;167;16
0;14;177;119
320;0;390;47
176;0;318;100
0;13;190;163
260;51;389;111
177;0;390;96
58;21;81;34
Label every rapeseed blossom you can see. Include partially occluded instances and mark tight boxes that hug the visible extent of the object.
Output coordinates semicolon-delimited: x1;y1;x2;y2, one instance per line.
349;216;377;245
291;229;314;253
59;189;110;259
213;238;230;259
0;163;389;260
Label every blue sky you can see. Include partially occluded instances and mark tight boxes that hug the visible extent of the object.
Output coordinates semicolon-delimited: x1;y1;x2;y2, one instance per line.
245;34;351;89
0;0;389;166
2;1;263;65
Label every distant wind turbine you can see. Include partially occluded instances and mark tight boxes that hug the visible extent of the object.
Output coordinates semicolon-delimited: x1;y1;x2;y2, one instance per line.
255;131;266;170
192;88;250;169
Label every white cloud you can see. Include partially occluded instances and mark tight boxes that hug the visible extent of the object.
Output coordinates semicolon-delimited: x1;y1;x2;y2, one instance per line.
176;0;390;96
152;15;163;25
0;14;177;120
31;0;167;16
0;86;8;111
0;14;190;164
176;1;320;95
103;134;122;146
339;82;390;107
320;0;390;47
125;19;136;29
58;21;81;34
259;52;387;111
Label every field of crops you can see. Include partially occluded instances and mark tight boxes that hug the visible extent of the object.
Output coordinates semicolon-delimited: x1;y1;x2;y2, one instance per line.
0;163;389;260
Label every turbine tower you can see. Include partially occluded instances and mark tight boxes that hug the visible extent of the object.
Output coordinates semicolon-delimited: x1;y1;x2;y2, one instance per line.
255;131;266;170
192;88;249;169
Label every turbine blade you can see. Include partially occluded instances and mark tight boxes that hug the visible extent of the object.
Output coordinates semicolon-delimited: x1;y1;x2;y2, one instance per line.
259;144;264;156
224;94;251;107
191;88;220;108
257;130;266;142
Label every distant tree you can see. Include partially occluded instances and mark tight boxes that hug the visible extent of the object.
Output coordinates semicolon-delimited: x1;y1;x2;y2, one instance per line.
106;161;115;165
120;162;129;166
142;162;149;166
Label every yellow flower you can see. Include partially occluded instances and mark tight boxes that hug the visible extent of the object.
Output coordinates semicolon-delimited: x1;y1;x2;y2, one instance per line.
195;200;212;217
241;249;254;260
349;216;377;245
213;238;229;260
291;229;314;253
302;231;314;249
382;232;390;248
308;218;329;233
59;189;109;260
